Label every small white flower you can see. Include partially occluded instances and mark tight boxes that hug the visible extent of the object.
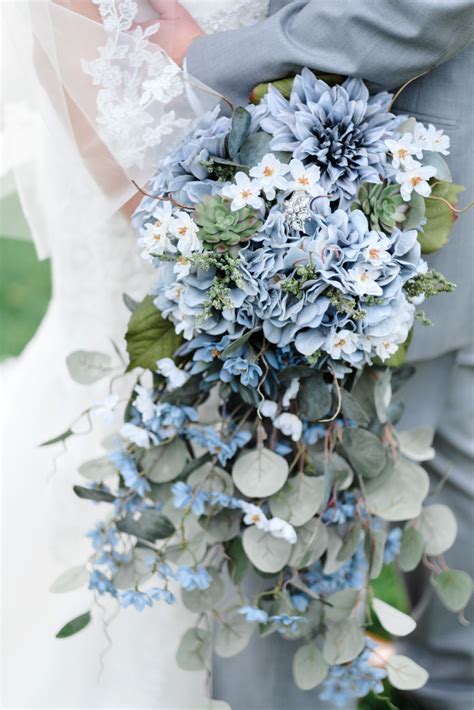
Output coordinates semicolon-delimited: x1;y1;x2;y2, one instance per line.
396;162;438;201
250;153;289;200
221;172;264;211
241;502;269;530
156;357;189;390
174;312;195;340
267;517;297;545
363;233;392;267
260;400;278;419
133;385;155;423
288;159;322;196
94;394;120;423
120;422;155;449
170;212;202;257
282;378;300;408
348;263;383;297
374;339;399;361
173;255;192;280
138;222;176;261
274;413;303;442
413;122;450;155
385;134;421;169
326;330;359;360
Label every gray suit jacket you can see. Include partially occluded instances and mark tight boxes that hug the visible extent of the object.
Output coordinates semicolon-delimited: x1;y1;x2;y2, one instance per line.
188;0;474;361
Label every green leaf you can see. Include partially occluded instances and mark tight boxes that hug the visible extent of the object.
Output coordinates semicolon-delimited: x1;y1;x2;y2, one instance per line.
214;606;257;658
298;373;332;421
323;619;364;665
50;565;89;594
141;438;189;483
372;598;416;636
238;132;288;168
56;611;91;639
176;628;211;671
200;508;241;542
340;390;370;427
432;569;473;613
292;643;329;690
122;292;139;313
415;504;457;555
221;329;257;358
40;428;74;447
337;522;362;562
269;474;325;526
181;567;225;613
166;532;208;567
125;295;183;371
387;654;429;691
232;448;289;498
342;428;387;479
227;107;252;160
242;526;292;573
251;77;295;103
397;427;435;462
324;589;360;625
374;368;392;424
365;459;429;521
323;528;345;575
72;485;115;503
289;518;328;569
404;191;426;230
116;510;175;541
367;528;387;580
418;181;464;254
188;462;234;496
66;350;113;384
78;457;116;482
398;526;425;572
422;151;452;181
161;374;203;406
225;537;248;585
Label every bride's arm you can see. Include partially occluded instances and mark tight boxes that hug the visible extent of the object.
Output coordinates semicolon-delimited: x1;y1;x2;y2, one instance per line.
186;0;474;104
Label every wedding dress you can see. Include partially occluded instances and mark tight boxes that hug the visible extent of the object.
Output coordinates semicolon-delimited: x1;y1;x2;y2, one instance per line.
1;2;270;708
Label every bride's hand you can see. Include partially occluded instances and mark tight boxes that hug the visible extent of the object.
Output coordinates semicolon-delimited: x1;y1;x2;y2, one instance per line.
147;0;204;65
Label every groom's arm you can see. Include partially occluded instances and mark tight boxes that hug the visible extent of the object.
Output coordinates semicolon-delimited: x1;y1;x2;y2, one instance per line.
186;0;474;103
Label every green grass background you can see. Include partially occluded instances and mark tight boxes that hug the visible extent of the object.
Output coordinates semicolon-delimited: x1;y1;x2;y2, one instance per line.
0;202;416;709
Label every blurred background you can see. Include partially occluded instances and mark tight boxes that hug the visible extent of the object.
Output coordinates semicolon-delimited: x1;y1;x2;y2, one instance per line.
0;195;421;709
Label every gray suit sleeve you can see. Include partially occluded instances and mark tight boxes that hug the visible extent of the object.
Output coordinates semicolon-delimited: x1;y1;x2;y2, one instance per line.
186;0;474;104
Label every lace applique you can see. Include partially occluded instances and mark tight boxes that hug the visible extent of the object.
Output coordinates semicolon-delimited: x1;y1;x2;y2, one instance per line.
189;0;271;34
82;0;191;169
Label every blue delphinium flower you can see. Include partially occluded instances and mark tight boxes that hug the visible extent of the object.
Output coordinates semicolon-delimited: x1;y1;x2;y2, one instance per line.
149;587;176;605
186;425;251;466
290;593;310;613
120;589;153;611
238;606;269;623
171;481;209;516
109;449;151;497
321;492;359;525
301;543;367;598
86;521;119;551
383;526;403;564
89;569;118;597
319;640;387;706
269;614;308;635
175;565;213;591
220;357;263;389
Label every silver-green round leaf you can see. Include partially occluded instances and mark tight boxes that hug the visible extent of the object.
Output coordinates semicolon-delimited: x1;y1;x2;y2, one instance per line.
232;448;289;498
292;643;329;690
269;474;324;526
242;525;292;573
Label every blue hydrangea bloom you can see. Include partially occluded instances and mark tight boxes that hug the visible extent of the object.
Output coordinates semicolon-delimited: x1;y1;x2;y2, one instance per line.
319;640;387;706
175;565;213;591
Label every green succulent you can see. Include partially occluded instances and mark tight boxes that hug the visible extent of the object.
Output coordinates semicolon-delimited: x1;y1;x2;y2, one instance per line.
194;196;262;251
354;183;408;232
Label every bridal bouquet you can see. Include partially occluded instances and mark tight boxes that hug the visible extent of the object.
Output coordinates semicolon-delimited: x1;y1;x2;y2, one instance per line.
48;70;472;706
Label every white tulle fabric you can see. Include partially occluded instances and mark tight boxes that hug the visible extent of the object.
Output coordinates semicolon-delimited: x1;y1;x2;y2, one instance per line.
1;1;269;708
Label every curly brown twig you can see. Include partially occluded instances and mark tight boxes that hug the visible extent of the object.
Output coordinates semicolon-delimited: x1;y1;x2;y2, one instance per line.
389;67;433;110
426;195;474;214
318;368;342;423
131;180;193;211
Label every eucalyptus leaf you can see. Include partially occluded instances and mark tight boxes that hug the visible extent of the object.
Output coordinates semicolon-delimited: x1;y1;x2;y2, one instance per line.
269;474;325;526
342;428;387;479
323;619;364;665
225;537;248;585
374;368;392;424
337;522;363;562
78;457;116;482
289;518;329;569
50;565;89;594
232;448;289;498
181;567;225;613
125;295;183;372
188;462;234;496
141;438;189;483
72;485;115;504
398;526;425;572
200;508;241;542
221;329;257;358
116;510;175;541
404;191;426;230
415;504;457;555
372;598;416;636
418;181;464;253
340;390;370;427
365;459;429;521
324;589;360;625
292;643;329;690
227;107;251;160
298;373;332;421
422;151;452;181
242;526;292;573
176;628;211;671
397;427;435;462
323;528;345;575
239;132;273;168
166;532;208;566
122;293;139;313
432;569;473;613
66;350;113;384
40;428;74;447
366;528;387;580
214;606;256;658
387;654;429;691
56;611;91;639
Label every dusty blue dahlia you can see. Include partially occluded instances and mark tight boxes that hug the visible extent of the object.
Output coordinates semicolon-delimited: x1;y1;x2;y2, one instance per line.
260;69;400;205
